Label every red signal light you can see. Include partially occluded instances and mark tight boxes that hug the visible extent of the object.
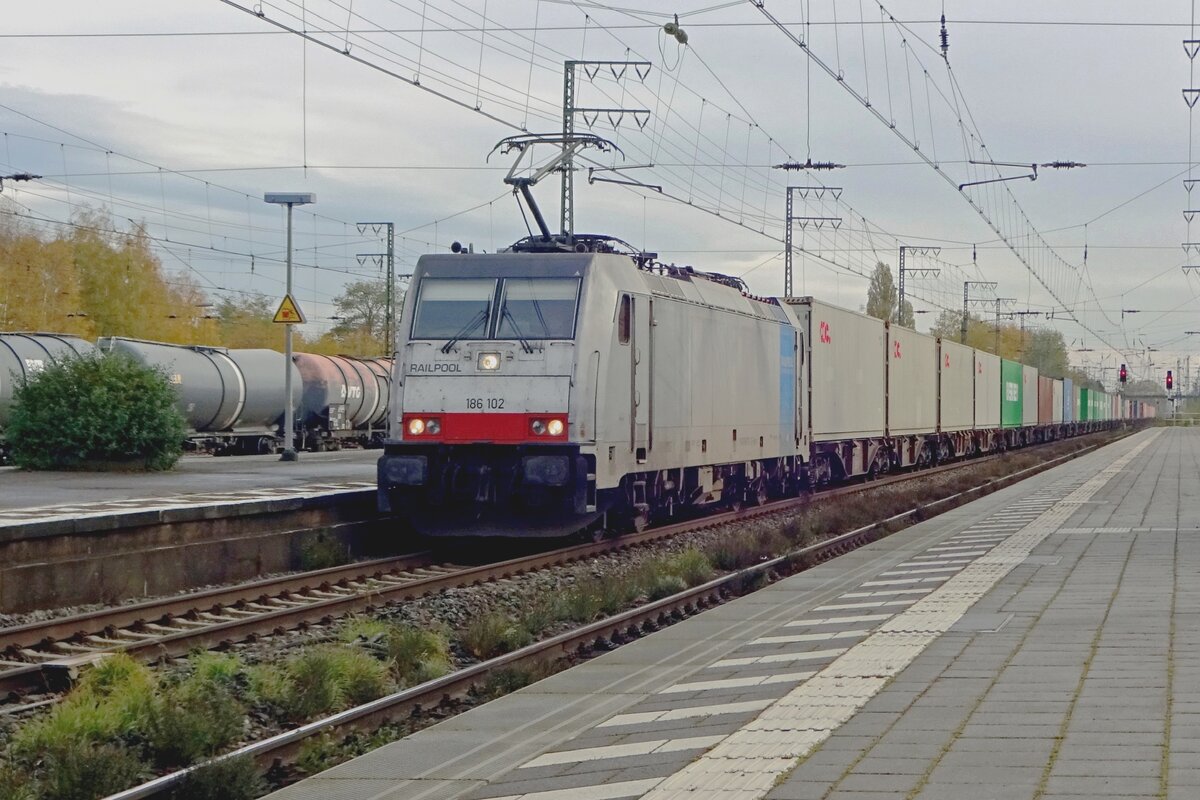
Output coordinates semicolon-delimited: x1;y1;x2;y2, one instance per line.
1119;364;1127;383
1167;370;1174;390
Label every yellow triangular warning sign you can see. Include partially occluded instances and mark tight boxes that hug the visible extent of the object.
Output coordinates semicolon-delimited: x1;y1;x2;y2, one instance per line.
273;294;306;324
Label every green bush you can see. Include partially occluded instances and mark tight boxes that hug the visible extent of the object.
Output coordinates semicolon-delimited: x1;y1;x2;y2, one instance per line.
8;350;186;470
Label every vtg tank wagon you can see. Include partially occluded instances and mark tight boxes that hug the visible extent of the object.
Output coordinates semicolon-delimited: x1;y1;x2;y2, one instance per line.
375;236;1148;538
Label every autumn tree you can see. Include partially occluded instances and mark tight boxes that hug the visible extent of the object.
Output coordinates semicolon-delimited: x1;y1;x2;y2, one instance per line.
304;278;397;357
864;262;913;327
1020;329;1069;377
0;212;92;337
214;293;281;349
332;279;389;339
0;206;217;343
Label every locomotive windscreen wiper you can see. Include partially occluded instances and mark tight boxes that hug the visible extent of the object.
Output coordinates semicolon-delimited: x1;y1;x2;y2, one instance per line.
440;308;489;353
501;305;535;354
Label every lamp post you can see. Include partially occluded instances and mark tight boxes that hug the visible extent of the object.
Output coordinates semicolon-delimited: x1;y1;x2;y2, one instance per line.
264;192;316;462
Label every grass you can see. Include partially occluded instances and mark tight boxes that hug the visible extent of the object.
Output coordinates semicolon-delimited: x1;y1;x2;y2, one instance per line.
144;676;245;767
36;743;147;800
10;653;153;762
166;755;263;800
462;612;534;659
297;532;348;571
252;645;394;722
341;618;453;685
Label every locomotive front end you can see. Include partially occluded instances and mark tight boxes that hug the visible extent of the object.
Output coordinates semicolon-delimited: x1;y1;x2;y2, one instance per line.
377;252;596;536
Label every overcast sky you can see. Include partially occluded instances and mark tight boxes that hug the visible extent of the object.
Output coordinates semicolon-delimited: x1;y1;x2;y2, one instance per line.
2;1;1197;387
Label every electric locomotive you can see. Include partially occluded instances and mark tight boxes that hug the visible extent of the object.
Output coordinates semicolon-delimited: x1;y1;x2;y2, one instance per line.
376;233;807;537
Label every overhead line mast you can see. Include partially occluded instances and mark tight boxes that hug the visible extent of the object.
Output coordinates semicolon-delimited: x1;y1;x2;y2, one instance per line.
750;1;1112;354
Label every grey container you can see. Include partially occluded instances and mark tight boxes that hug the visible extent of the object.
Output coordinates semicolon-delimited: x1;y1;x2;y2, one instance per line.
1022;365;1039;427
99;337;298;433
0;333;96;428
797;298;886;441
974;350;1001;428
886;323;938;436
938;338;975;432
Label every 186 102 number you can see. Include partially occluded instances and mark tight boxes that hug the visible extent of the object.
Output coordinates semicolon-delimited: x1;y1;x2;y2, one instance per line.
466;398;505;410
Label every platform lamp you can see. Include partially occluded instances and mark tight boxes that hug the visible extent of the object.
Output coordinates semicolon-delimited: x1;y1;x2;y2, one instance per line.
264;192;316;462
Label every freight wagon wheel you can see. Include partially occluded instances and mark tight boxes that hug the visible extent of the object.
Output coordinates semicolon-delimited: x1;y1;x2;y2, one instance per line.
753;484;769;506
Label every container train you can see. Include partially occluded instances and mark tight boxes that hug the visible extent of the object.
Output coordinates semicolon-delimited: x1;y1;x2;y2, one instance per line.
376;236;1154;538
0;333;391;461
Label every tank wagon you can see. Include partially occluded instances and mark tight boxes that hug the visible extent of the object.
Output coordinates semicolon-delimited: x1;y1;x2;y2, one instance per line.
100;337;300;455
0;333;96;463
375;236;1148;538
293;353;391;451
98;338;392;455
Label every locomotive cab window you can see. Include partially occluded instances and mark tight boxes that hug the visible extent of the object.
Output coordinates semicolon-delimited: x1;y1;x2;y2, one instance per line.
617;294;631;344
411;278;497;340
495;277;581;340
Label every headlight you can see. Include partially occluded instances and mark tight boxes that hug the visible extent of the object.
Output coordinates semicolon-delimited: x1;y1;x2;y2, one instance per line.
407;418;425;435
547;418;564;436
531;419;547;435
477;352;501;371
425;418;441;434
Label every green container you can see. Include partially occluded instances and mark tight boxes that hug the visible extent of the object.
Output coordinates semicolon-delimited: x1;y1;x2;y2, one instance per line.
1001;358;1023;428
1079;388;1090;421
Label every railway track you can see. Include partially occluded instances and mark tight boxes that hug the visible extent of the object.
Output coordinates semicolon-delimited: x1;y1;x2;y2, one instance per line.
0;437;1105;701
99;437;1120;800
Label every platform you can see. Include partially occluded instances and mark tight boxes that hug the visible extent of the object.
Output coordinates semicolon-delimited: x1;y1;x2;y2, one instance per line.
264;426;1194;800
0;449;377;530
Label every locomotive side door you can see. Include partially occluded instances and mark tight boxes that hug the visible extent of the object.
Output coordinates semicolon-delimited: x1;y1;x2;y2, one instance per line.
631;294;652;462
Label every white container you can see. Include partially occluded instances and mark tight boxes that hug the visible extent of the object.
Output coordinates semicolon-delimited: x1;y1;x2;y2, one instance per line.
797;298;886;441
974;350;1001;428
1022;365;1039;427
1052;379;1064;423
886;323;938;436
937;338;975;432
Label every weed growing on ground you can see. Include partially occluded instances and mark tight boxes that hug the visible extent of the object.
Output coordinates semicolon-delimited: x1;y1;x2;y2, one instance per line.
479;662;554;699
167;755;264;800
298;533;347;571
462;612;534;659
37;742;147;800
10;653;153;762
0;765;34;800
253;645;393;721
341;617;452;684
383;624;453;685
144;678;244;767
664;548;715;585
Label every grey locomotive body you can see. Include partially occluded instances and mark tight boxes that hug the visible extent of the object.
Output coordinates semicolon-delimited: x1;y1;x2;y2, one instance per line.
378;244;810;537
